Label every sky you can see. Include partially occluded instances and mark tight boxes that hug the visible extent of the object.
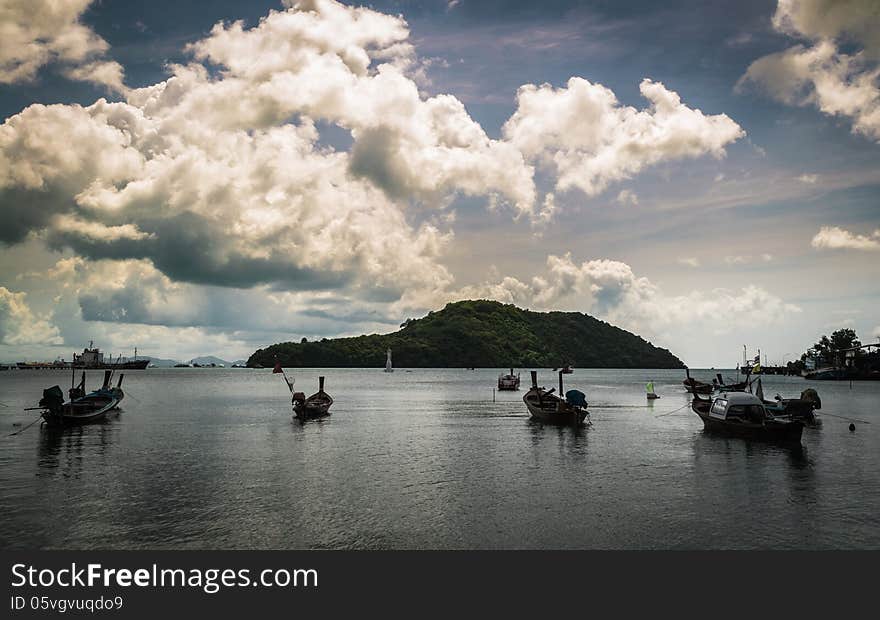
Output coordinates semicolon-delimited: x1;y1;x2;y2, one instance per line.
0;0;878;367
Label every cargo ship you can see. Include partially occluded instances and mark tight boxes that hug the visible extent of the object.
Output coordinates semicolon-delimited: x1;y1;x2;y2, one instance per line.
15;344;148;370
72;343;150;370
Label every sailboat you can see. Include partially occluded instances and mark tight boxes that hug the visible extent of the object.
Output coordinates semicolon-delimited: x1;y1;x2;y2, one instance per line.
384;348;394;373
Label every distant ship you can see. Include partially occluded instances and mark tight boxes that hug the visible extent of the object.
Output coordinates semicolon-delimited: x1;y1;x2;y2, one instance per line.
72;343;150;370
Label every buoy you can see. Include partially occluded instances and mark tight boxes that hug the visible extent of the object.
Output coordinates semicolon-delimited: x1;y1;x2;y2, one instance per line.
849;423;856;432
12;422;21;427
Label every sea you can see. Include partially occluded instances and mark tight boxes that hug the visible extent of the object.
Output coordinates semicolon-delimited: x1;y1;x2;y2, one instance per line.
1;367;878;550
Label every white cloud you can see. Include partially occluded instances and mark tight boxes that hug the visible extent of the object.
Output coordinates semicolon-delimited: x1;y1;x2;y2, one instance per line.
0;0;125;92
0;286;62;345
739;1;880;141
181;0;537;215
771;0;880;56
14;256;406;360
0;0;749;305
677;257;700;268
503;77;744;197
615;189;639;206
532;192;559;228
798;173;818;183
437;254;800;345
0;0;756;360
811;226;880;251
724;254;774;265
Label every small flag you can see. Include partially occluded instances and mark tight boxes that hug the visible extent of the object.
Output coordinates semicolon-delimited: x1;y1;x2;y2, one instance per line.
273;361;282;374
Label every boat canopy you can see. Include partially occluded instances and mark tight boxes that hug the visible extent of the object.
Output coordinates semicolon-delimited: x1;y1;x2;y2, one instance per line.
710;391;768;420
717;392;763;406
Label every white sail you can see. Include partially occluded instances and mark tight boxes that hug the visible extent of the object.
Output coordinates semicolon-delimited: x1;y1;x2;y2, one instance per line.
385;348;393;373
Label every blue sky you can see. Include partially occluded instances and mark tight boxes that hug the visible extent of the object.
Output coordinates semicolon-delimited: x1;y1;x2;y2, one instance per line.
0;0;877;366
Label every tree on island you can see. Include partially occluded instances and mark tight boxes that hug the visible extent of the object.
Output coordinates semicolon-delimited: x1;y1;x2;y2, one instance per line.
793;328;879;375
803;328;861;365
247;300;685;369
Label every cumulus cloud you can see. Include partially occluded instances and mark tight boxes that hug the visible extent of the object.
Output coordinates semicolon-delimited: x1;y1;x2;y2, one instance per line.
739;0;880;141
771;0;880;56
0;0;125;92
182;0;536;214
0;0;747;304
0;286;61;345
438;254;799;342
5;255;405;360
0;0;755;360
677;257;700;268
503;77;744;196
0;1;468;297
811;226;880;251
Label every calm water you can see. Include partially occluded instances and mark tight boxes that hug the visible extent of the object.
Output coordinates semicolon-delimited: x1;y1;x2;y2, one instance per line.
1;368;878;550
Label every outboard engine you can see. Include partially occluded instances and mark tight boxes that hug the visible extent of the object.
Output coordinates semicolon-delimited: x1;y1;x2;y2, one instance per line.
801;388;821;410
565;389;588;408
39;385;65;416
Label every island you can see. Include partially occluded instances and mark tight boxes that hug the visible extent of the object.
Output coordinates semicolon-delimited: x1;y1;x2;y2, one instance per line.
248;300;685;369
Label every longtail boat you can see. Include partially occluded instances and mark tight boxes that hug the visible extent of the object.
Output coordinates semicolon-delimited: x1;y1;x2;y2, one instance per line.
523;371;589;425
497;368;521;391
38;370;124;427
691;391;803;443
292;376;333;419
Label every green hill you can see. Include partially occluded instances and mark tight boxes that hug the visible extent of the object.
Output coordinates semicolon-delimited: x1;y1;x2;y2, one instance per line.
247;300;684;369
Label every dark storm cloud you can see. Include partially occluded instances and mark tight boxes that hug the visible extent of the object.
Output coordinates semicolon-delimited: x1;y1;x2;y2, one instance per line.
47;211;355;291
0;187;74;244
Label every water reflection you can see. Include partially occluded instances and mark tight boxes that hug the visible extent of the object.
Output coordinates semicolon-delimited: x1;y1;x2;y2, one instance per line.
1;368;877;549
526;419;589;459
36;420;119;478
290;415;331;428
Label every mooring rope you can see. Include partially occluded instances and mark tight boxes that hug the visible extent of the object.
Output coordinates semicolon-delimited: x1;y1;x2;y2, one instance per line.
816;411;871;425
8;414;43;437
654;403;692;417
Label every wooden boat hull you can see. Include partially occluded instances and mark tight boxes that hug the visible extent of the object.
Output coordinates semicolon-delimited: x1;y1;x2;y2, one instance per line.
526;405;587;425
42;395;120;426
683;379;712;394
691;399;803;443
523;395;588;425
293;394;333;419
763;400;821;427
293;403;331;419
